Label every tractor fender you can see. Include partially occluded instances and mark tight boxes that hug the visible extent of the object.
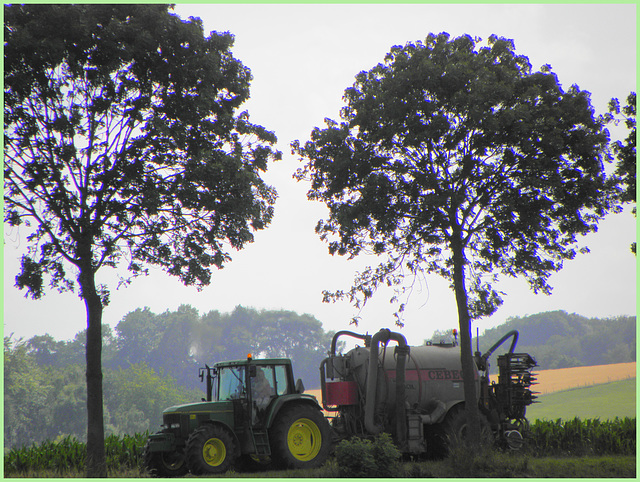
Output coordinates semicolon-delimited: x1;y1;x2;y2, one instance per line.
264;394;324;428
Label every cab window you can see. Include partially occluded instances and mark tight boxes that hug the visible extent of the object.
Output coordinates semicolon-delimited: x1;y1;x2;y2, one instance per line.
274;365;289;395
217;366;246;400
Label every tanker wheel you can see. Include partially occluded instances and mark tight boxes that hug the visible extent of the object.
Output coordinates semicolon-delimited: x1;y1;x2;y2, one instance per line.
143;441;188;478
186;424;237;475
269;404;331;469
442;405;492;451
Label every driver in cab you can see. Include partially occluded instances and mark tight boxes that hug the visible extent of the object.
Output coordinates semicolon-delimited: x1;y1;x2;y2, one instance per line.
252;367;274;409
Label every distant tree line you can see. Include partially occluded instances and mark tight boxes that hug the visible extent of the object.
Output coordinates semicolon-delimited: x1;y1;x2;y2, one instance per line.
4;336;201;450
473;311;636;370
4;305;335;449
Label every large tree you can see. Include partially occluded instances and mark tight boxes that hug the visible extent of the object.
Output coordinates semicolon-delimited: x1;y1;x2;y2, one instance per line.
4;5;280;476
293;33;618;446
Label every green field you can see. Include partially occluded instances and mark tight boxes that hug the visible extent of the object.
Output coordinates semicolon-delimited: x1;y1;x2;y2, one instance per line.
527;378;636;421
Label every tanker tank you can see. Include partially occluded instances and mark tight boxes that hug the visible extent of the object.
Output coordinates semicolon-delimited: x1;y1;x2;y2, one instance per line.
324;335;477;423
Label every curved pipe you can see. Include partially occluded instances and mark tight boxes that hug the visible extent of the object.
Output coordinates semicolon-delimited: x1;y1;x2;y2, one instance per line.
420;400;447;425
364;329;408;447
394;342;409;446
319;358;330;411
330;330;371;356
321;331;373;410
364;329;390;435
481;330;519;365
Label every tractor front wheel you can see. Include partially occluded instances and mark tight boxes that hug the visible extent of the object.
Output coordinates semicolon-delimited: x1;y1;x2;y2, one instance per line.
186;424;237;475
269;404;331;469
143;441;188;477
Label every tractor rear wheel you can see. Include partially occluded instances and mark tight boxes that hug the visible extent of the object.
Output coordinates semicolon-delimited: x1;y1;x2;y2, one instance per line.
186;424;237;475
269;404;331;469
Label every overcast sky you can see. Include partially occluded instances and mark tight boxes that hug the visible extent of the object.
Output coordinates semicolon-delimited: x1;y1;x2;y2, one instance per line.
3;3;637;347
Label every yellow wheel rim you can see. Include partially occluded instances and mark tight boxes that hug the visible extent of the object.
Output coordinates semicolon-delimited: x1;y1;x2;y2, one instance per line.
287;418;322;461
202;437;226;467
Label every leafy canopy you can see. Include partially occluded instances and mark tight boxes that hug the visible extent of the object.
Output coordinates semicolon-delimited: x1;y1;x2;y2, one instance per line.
607;92;636;254
294;33;618;321
608;92;636;206
4;4;281;300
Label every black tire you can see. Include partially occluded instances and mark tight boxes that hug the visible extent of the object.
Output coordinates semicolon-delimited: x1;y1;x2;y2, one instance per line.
185;424;237;475
442;404;492;450
269;403;331;470
143;441;188;478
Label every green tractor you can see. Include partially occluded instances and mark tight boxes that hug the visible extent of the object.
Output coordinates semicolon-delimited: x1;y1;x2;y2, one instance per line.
143;355;332;476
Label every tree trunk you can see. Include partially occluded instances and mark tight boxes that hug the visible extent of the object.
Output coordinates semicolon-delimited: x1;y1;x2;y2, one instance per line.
450;228;482;448
78;243;106;477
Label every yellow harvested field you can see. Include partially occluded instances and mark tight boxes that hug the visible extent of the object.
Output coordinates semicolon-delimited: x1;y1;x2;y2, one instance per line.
306;389;324;404
305;362;637;401
532;362;636;395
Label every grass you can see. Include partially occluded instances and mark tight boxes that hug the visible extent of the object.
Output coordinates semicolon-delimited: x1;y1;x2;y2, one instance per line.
527;378;636;421
220;456;637;478
10;455;633;478
5;467;146;478
524;455;636;478
7;448;633;478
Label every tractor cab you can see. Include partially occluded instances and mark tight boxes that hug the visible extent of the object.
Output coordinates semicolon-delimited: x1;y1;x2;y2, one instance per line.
205;356;302;426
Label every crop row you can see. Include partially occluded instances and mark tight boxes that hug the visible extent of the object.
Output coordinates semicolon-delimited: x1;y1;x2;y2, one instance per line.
4;418;636;475
527;417;636;456
4;432;147;475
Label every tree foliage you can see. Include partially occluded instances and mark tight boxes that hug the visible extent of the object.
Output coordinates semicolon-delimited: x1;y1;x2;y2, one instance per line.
607;92;636;254
608;92;636;206
293;32;619;444
117;305;333;390
4;337;54;448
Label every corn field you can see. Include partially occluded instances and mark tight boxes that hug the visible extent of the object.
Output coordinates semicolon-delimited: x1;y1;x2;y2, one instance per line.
527;417;636;457
4;419;636;476
4;432;148;475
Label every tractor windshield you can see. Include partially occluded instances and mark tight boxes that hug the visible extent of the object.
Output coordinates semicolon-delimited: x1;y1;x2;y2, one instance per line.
216;366;246;401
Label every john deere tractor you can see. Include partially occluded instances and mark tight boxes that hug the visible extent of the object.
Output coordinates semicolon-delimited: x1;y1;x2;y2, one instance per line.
143;355;331;476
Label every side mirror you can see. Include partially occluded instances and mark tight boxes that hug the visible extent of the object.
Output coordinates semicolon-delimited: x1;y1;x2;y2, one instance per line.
295;378;305;394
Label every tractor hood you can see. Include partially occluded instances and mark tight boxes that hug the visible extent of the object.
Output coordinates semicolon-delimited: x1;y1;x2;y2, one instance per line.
162;400;233;415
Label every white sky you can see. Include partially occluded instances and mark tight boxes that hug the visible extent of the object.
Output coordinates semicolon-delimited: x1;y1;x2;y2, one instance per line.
3;3;637;347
